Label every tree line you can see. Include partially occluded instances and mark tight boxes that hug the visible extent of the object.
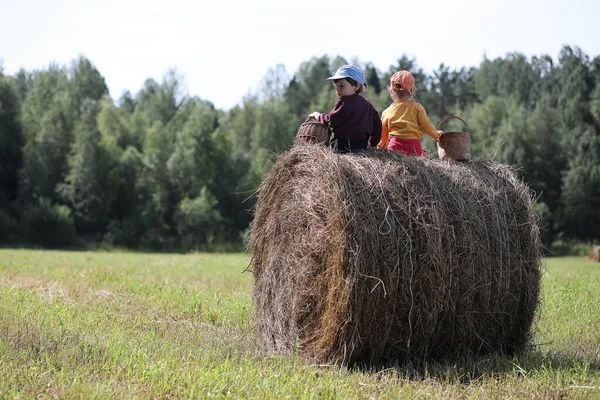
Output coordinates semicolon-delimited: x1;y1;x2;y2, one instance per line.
0;45;599;252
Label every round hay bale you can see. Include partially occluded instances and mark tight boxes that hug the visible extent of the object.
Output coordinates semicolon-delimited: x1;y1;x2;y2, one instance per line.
249;146;542;364
589;246;600;262
294;118;330;146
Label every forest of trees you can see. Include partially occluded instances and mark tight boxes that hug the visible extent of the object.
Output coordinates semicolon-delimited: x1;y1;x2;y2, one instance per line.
1;45;599;253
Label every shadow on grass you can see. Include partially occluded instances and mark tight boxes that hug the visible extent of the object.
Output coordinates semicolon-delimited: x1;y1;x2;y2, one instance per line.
346;348;600;384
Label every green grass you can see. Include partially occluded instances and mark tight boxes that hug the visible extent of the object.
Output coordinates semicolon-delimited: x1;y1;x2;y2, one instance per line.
1;250;599;399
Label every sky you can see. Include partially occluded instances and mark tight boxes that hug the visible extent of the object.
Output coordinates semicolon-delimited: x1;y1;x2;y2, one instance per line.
1;0;599;110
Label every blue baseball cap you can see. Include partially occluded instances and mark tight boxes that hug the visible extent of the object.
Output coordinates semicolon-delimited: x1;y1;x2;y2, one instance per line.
325;65;366;86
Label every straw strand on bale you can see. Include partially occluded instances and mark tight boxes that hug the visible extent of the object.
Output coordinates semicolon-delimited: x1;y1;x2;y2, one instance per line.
250;145;542;365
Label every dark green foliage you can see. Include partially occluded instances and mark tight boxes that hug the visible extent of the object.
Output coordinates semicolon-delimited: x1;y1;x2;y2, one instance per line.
175;188;223;249
284;56;332;118
560;125;600;240
70;56;109;115
118;90;136;115
465;95;507;153
18;65;74;203
525;100;565;211
136;69;186;125
0;206;19;243
138;120;177;240
167;100;220;198
556;46;595;130
12;68;33;102
59;99;120;236
98;96;138;149
20;197;77;247
364;63;381;94
452;67;478;111
0;73;23;205
430;63;455;119
1;46;599;249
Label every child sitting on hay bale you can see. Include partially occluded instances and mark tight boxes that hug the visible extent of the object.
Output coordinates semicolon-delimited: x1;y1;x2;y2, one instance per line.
308;65;382;153
377;70;443;156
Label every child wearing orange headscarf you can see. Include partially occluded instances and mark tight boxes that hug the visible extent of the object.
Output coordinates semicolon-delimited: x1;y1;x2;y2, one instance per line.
377;70;442;156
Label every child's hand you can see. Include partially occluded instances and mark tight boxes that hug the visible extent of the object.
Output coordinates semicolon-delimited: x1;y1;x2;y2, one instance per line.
308;112;320;120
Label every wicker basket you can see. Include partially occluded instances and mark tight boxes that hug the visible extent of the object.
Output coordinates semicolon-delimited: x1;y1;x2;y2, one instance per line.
437;116;471;161
294;118;330;146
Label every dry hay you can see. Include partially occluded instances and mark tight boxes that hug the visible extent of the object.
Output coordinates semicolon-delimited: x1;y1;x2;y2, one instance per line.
249;145;542;365
589;246;600;262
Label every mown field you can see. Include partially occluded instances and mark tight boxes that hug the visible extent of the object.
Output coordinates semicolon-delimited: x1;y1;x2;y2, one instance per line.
1;249;599;399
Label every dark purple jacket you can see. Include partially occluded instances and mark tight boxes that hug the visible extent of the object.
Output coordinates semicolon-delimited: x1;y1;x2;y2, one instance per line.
317;95;382;147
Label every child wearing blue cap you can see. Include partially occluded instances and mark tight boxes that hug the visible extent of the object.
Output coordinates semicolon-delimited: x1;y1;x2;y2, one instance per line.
308;65;382;153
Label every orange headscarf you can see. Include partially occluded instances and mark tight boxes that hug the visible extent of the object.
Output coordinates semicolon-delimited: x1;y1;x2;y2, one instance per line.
390;70;416;92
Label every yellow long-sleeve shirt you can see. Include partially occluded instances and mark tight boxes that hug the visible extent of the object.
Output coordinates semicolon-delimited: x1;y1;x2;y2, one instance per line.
377;100;442;149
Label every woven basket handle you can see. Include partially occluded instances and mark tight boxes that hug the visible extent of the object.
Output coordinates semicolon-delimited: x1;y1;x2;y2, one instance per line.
437;116;469;132
304;117;328;127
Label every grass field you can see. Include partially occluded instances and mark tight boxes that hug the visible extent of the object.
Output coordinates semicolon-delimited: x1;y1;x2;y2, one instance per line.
1;249;599;399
